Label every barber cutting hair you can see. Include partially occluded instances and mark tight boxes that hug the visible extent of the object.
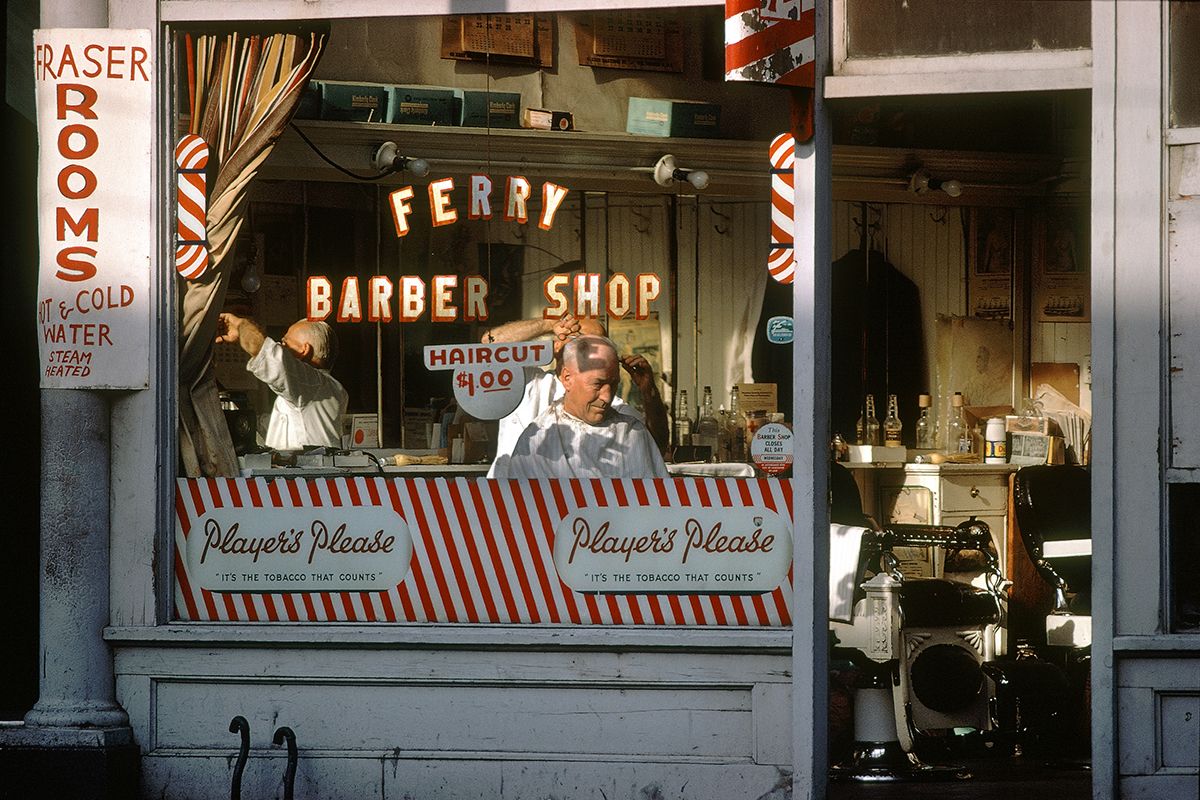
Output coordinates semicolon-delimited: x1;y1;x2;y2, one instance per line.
483;312;669;464
490;334;668;479
216;312;348;450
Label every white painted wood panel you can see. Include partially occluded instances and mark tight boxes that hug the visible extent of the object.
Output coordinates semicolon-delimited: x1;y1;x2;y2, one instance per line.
1110;0;1167;639
152;680;753;757
140;753;384;800
1169;196;1200;467
139;752;790;800
693;198;771;402
116;655;790;689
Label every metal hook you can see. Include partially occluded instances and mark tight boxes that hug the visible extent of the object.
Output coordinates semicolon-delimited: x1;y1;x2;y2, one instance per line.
928;207;948;224
228;715;250;800
852;202;884;251
710;205;732;235
631;208;651;234
512;223;526;240
273;726;298;800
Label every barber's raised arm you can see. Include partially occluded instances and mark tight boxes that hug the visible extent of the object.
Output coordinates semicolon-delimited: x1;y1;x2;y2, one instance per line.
621;354;669;453
216;312;265;358
482;313;579;344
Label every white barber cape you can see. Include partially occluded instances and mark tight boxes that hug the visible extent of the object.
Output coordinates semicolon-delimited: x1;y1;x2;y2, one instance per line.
247;337;349;450
493;369;639;460
490;400;668;479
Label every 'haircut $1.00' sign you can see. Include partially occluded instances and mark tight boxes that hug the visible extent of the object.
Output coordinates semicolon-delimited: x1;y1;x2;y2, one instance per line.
424;341;554;420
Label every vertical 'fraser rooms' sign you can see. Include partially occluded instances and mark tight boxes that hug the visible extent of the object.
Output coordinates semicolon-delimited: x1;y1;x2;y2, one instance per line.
34;29;153;389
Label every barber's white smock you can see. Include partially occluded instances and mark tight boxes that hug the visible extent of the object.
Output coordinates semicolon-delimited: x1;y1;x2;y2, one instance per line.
490;400;668;479
493;369;638;464
247;337;348;450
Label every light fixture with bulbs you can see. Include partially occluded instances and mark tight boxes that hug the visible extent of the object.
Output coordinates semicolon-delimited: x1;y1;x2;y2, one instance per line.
909;167;963;198
372;141;431;178
652;154;710;191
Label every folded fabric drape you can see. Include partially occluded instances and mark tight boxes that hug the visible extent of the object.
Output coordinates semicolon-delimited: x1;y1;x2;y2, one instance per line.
177;28;328;476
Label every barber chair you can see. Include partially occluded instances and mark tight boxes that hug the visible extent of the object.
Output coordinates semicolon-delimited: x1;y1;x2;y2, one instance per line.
828;463;1006;781
1012;465;1091;648
980;465;1091;760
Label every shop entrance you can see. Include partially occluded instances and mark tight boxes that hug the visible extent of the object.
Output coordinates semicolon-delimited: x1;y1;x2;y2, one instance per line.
823;90;1095;792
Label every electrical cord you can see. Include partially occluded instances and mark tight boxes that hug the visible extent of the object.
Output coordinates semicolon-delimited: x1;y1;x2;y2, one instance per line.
289;122;394;181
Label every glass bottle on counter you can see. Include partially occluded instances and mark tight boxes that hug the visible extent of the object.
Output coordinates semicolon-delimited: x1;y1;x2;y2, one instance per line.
859;394;881;446
915;393;934;449
716;405;729;461
675;389;692;448
694;386;721;458
883;393;903;447
946;391;971;454
727;385;746;461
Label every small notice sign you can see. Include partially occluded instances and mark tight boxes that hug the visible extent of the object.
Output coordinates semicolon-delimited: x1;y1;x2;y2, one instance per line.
35;29;153;389
750;422;794;475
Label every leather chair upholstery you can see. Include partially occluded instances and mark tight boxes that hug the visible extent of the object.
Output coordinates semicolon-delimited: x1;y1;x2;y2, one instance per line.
1014;465;1091;616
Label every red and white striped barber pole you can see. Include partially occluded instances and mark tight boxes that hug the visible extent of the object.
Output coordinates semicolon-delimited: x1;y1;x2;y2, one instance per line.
174;134;209;280
768;133;796;284
723;0;816;88
175;477;794;626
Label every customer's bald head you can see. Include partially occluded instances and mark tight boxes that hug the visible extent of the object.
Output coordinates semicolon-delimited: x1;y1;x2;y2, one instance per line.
561;335;618;373
559;335;620;424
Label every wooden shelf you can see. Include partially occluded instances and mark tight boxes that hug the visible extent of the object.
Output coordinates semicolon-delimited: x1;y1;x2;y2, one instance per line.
265;120;771;197
258;119;1070;202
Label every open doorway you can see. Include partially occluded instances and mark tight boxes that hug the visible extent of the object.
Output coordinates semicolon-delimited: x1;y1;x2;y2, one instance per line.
822;90;1094;794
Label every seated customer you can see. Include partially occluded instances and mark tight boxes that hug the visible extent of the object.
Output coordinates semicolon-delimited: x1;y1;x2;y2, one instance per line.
216;312;348;450
490;336;668;479
482;313;668;456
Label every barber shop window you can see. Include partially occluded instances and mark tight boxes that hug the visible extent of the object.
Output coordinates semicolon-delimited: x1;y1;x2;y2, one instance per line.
170;12;797;624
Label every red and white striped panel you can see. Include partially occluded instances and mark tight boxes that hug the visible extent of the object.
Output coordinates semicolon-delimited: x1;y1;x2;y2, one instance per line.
768;133;796;285
175;478;794;626
174;134;209;281
724;0;816;87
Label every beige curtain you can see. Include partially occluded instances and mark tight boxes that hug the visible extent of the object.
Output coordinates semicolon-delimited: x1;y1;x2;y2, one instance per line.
178;28;328;476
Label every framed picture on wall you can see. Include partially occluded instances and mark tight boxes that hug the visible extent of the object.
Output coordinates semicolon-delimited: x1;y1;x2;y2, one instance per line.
1033;205;1090;323
968;207;1015;319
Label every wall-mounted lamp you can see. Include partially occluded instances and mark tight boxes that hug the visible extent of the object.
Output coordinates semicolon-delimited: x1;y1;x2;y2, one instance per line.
909;168;962;198
653;154;710;191
373;141;431;178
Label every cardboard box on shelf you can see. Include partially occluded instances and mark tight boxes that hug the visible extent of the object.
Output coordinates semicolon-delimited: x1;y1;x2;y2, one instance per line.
461;90;521;128
521;107;575;131
626;97;721;138
315;80;390;123
389;86;463;126
1009;432;1067;465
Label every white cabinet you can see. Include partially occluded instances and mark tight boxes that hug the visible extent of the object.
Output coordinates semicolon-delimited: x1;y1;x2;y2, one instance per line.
849;462;1017;576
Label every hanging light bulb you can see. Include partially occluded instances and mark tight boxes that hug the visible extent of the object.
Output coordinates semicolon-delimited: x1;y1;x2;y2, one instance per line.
241;234;263;294
909;167;963;197
373;142;431;177
651;154;710;191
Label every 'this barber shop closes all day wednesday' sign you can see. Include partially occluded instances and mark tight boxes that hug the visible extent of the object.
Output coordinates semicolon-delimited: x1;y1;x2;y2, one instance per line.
35;28;153;389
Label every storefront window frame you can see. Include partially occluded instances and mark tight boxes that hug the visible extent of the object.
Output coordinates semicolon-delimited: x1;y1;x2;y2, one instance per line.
828;0;1092;99
151;0;812;634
